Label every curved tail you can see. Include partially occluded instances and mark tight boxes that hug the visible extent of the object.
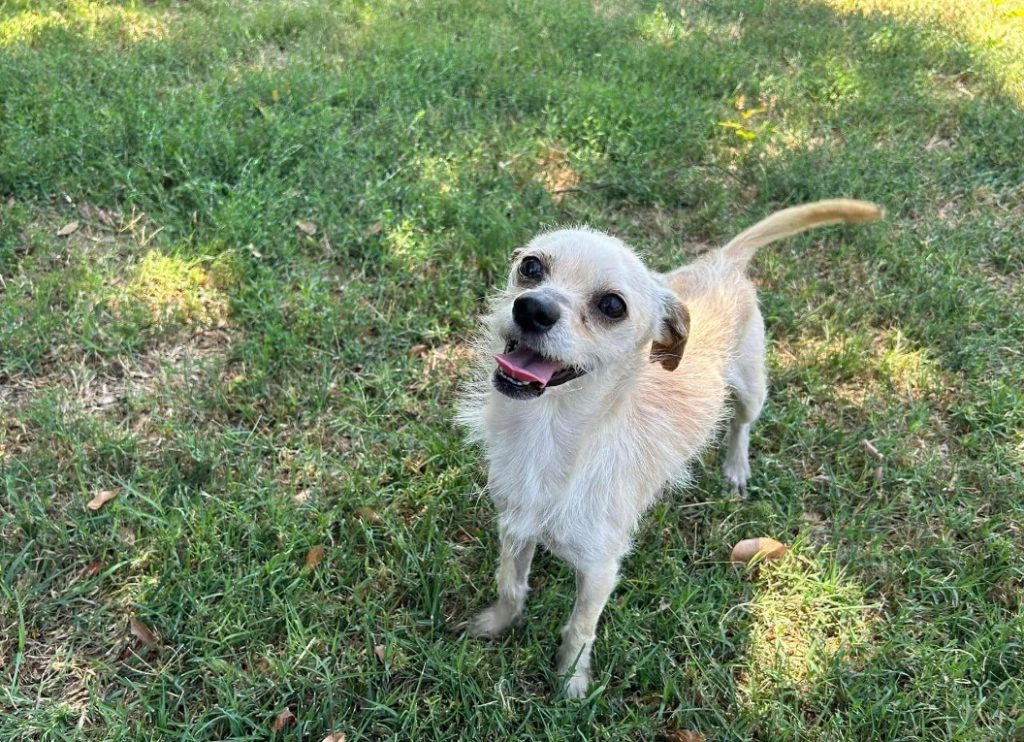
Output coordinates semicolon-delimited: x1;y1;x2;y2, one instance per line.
722;199;884;270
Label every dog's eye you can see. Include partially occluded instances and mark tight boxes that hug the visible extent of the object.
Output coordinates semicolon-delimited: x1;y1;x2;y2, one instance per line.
518;256;544;281
597;293;627;320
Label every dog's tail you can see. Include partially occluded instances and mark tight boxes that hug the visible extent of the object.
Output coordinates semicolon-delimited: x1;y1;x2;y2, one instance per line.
721;199;884;270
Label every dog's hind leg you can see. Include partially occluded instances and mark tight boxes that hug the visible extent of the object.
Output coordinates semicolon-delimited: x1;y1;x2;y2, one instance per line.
724;309;767;494
557;558;620;699
466;531;536;638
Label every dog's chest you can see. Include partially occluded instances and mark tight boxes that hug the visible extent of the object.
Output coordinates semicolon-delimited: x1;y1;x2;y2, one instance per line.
482;397;645;560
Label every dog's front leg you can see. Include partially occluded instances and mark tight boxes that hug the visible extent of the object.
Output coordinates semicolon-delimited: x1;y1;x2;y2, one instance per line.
467;530;536;638
556;559;619;699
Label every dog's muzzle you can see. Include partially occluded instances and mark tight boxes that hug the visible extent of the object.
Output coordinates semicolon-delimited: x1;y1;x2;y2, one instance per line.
492;339;585;400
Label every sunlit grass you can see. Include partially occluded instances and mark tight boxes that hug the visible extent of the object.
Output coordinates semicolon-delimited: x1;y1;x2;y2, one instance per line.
0;0;170;48
122;251;228;327
822;0;1024;102
738;551;877;704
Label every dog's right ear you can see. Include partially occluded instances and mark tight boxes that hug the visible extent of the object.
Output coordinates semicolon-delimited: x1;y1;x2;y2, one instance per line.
650;291;689;371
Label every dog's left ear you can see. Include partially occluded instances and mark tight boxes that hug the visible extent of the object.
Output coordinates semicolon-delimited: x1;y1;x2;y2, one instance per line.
650;290;690;371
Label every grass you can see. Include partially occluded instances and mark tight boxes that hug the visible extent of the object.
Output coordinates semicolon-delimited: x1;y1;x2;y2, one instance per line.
1;0;1022;738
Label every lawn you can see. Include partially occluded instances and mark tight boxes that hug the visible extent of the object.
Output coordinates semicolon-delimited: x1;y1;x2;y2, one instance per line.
1;0;1022;739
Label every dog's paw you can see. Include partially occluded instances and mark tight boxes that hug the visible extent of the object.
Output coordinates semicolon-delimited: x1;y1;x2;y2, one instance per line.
723;459;751;495
463;605;520;639
562;672;591;700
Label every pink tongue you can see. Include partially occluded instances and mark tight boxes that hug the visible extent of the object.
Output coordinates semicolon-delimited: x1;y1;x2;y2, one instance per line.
494;346;561;386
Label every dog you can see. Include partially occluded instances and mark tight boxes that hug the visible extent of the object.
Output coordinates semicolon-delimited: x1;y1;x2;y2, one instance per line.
457;200;883;698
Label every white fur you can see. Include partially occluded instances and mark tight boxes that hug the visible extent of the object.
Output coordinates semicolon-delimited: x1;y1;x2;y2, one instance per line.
456;201;883;698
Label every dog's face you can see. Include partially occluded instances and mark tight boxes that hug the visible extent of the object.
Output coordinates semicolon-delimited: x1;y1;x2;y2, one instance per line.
489;228;689;400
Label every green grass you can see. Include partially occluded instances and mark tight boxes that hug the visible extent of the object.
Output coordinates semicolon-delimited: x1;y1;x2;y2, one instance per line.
2;0;1023;738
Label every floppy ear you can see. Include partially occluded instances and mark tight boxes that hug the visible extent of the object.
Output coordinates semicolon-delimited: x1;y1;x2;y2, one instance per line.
649;291;690;371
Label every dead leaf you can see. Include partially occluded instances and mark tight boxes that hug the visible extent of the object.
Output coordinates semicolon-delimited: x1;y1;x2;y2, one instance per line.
366;222;383;235
408;344;429;358
305;545;325;571
322;733;346;742
129;616;158;649
86;489;119;511
296;220;317;236
665;732;706;742
730;537;789;564
97;208;116;226
355;507;382;524
56;221;80;236
860;439;884;462
272;708;295;732
373;644;386;664
84;562;102;577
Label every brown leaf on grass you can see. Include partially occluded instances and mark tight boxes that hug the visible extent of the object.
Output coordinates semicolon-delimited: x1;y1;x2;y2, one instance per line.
305;545;325;572
355;506;382;524
665;731;706;742
84;562;102;577
56;221;80;236
129;617;159;649
730;537;789;565
86;489;119;511
373;644;386;664
272;708;295;732
366;222;383;235
861;439;884;462
97;208;116;226
408;343;429;358
296;220;317;236
322;734;347;742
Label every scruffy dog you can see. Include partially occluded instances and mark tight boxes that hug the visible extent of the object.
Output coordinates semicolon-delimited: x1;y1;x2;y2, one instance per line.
457;200;882;697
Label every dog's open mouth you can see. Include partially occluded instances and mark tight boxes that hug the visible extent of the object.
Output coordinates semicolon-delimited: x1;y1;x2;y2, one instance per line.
492;340;585;399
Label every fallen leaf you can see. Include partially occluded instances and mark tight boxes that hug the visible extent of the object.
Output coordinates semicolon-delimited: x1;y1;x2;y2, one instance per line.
129;616;158;649
355;506;382;524
373;644;386;664
665;732;706;742
56;221;80;236
730;537;789;565
97;208;116;226
86;489;119;511
860;439;884;462
296;220;317;236
84;562;102;577
322;733;346;742
366;222;383;235
408;344;429;358
272;708;295;732
305;545;325;571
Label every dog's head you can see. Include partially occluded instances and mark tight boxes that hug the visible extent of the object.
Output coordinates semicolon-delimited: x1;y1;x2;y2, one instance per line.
488;228;689;400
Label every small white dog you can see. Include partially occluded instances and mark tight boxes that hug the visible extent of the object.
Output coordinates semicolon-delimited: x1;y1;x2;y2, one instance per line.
457;200;882;697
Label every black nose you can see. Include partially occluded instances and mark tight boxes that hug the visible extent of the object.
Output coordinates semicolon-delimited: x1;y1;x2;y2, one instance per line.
513;294;561;334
